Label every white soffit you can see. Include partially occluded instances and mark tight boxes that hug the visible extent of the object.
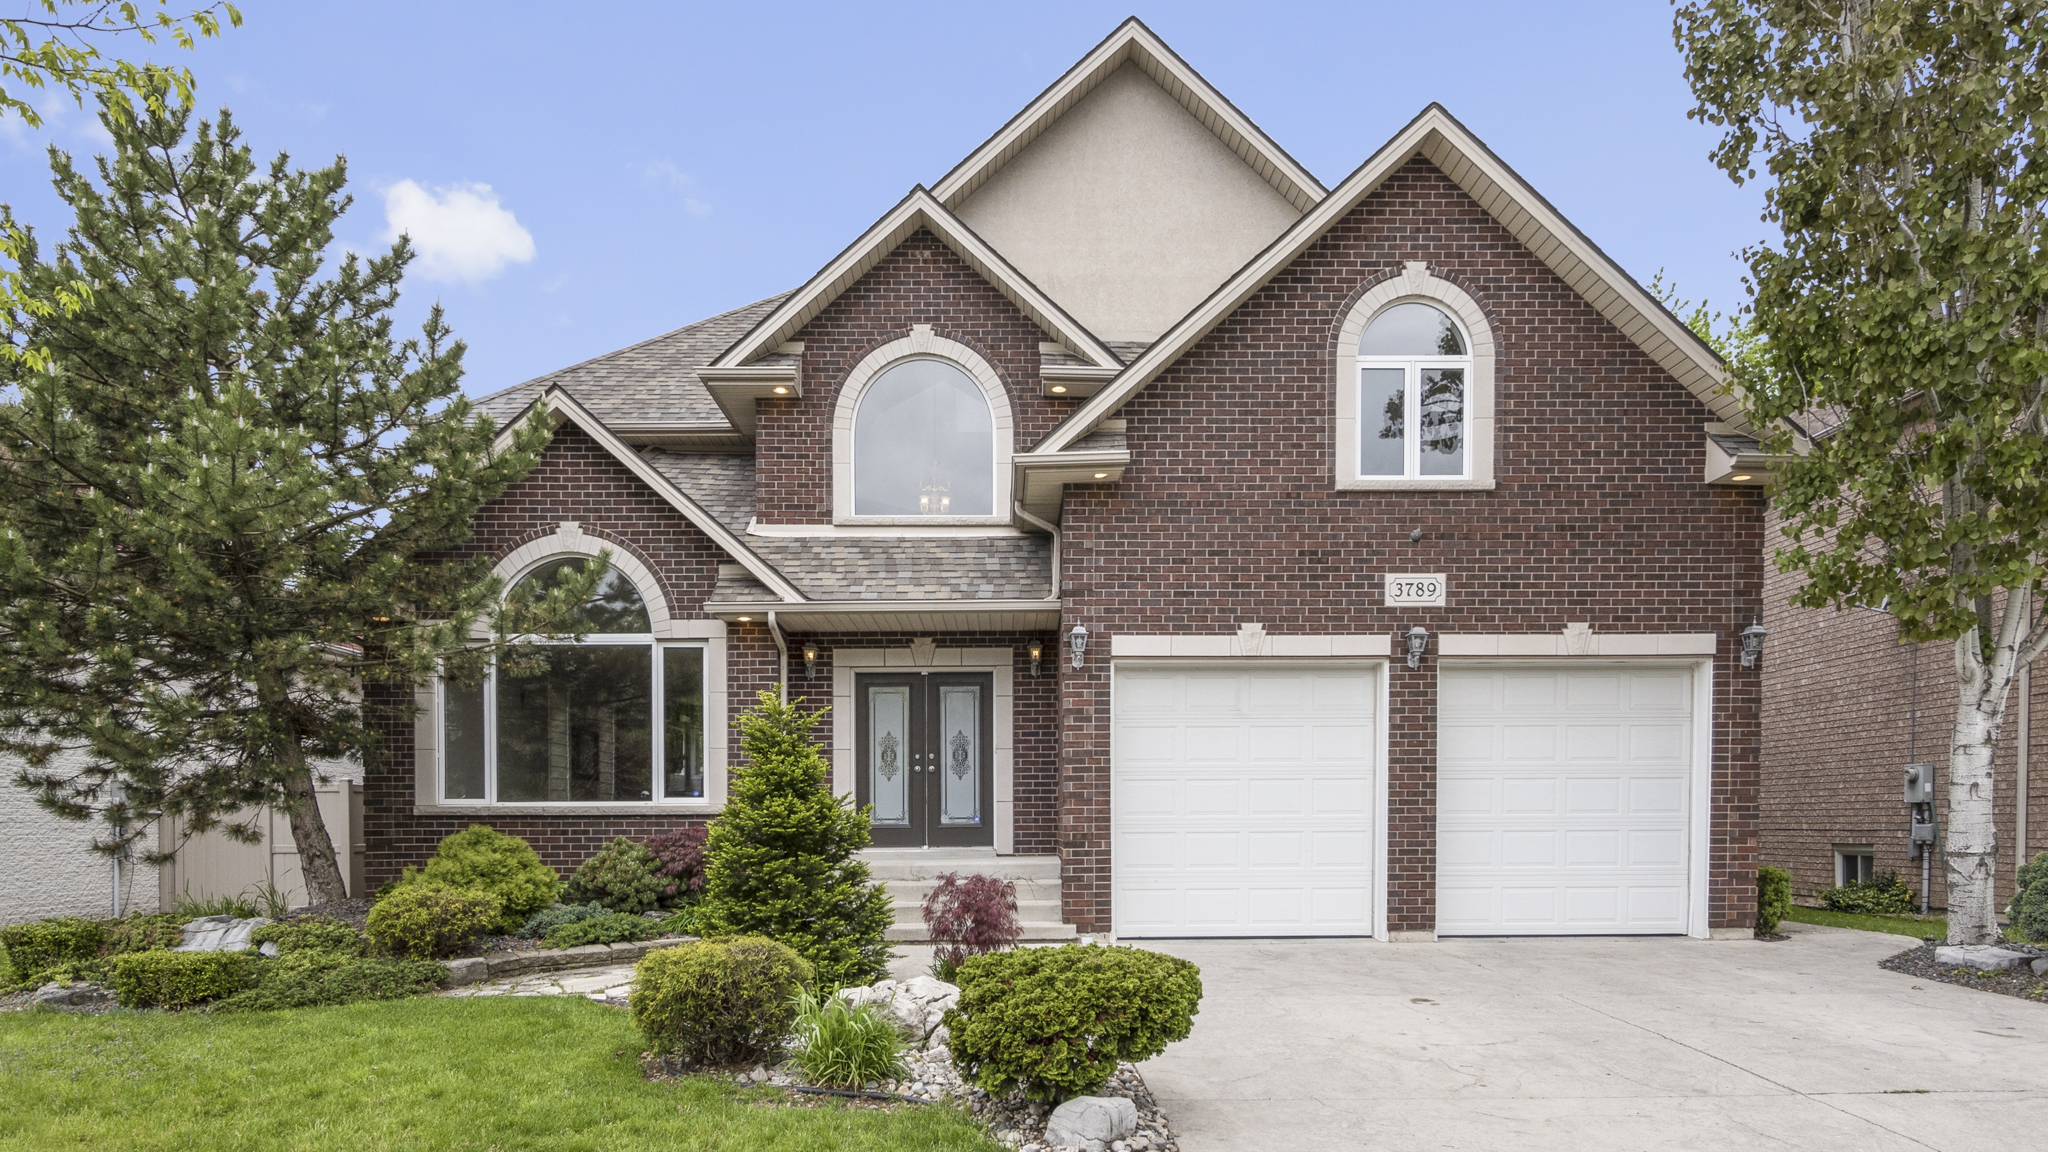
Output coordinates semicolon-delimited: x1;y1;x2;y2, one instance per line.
1036;104;1744;454
931;17;1325;214
491;388;806;603
708;188;1119;372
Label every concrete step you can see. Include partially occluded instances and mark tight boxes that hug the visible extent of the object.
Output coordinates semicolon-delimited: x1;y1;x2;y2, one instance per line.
881;878;1064;907
861;848;1071;943
887;898;1062;929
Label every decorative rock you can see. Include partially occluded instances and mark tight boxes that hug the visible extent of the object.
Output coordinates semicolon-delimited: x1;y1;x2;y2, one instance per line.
29;981;113;1007
259;941;280;958
836;975;960;1050
2034;957;2048;976
1934;944;2034;971
442;957;490;986
1044;1096;1138;1152
174;915;272;953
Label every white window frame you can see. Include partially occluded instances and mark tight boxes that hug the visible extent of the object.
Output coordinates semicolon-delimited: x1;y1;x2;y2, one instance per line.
1356;352;1473;481
1333;264;1496;491
833;325;1015;526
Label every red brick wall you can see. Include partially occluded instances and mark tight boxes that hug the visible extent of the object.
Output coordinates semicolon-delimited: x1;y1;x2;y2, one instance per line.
1055;158;1767;934
1759;506;2043;910
752;229;1078;524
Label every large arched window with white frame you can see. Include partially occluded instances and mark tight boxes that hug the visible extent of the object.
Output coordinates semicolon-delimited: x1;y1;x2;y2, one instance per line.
1356;301;1472;479
852;356;996;516
439;556;706;804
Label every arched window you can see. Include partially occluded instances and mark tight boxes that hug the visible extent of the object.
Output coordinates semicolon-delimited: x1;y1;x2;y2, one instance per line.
440;555;705;805
1357;302;1471;479
852;358;995;516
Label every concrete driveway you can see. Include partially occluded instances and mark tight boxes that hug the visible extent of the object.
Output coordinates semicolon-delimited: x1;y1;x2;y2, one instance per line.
1139;923;2048;1151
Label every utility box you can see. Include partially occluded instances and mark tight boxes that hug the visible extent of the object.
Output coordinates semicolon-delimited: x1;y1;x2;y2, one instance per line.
1910;821;1936;844
1903;763;1936;805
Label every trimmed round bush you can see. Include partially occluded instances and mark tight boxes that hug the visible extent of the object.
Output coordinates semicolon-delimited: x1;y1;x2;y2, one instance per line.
2014;851;2048;942
542;912;661;950
1756;866;1792;935
946;943;1203;1103
366;884;500;959
110;950;256;1009
629;936;814;1065
1819;872;1915;915
0;917;106;976
565;837;666;914
396;825;561;933
214;951;445;1012
250;917;365;957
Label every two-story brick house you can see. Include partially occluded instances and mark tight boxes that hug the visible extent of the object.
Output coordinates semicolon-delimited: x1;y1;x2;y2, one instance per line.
366;19;1768;940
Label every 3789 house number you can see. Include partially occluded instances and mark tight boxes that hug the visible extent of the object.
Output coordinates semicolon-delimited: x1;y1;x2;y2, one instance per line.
1385;573;1447;607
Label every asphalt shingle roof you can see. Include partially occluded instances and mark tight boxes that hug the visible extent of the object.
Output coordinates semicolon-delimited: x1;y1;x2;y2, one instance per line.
641;451;755;535
745;536;1052;601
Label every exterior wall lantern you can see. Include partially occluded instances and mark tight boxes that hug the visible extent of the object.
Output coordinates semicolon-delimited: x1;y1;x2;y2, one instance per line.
1028;640;1044;676
1406;625;1429;670
1739;620;1768;669
1069;624;1090;670
801;641;819;677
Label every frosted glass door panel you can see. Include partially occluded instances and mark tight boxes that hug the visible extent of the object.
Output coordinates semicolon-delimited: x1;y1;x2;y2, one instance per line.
939;685;981;825
868;686;911;827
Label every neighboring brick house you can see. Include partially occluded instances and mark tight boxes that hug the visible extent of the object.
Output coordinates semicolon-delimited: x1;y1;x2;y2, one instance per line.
1760;502;2045;912
367;18;1770;940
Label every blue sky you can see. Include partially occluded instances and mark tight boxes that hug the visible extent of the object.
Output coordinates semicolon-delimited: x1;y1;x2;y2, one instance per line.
1;1;1768;398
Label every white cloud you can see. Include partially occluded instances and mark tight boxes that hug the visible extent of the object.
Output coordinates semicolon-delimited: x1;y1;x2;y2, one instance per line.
380;180;536;283
637;160;712;217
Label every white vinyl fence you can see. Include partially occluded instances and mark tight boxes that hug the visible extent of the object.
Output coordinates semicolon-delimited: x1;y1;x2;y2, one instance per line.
156;781;365;913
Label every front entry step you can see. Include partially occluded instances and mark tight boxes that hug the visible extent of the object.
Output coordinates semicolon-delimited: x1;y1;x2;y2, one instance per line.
859;849;1076;943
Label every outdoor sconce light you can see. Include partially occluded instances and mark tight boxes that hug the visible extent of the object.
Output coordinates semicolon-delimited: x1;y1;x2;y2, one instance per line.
1739;620;1768;669
1028;641;1044;676
802;642;819;676
1406;625;1430;670
1069;624;1090;670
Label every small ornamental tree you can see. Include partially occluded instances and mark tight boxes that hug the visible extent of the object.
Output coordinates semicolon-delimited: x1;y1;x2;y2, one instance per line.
696;691;893;988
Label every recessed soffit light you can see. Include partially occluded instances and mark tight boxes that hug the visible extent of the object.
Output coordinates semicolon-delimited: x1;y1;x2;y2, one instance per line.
1093;472;1109;479
771;386;788;395
1050;384;1067;394
1731;474;1753;482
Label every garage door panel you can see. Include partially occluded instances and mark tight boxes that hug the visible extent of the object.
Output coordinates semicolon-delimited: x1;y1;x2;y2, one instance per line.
1115;663;1378;938
1438;665;1694;936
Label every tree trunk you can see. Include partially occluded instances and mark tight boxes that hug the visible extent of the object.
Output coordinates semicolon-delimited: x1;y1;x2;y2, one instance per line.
1947;639;2011;945
277;740;350;908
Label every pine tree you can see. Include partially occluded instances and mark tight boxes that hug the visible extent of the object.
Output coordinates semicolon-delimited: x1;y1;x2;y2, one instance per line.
698;691;894;988
0;89;563;904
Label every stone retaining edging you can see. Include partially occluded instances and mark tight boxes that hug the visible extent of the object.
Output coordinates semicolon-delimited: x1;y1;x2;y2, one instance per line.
442;936;697;987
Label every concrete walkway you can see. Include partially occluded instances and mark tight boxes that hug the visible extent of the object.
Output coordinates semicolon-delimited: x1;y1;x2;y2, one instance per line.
1141;923;2048;1151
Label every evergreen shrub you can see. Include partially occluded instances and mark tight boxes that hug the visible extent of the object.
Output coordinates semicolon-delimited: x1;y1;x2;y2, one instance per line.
2011;851;2048;942
696;692;894;988
564;838;666;914
250;917;365;957
101;913;187;955
214;951;444;1011
110;950;255;1009
392;826;560;933
0;918;105;974
366;884;499;959
946;944;1203;1103
543;912;661;950
1756;866;1792;935
629;936;814;1065
519;902;609;940
1819;872;1916;915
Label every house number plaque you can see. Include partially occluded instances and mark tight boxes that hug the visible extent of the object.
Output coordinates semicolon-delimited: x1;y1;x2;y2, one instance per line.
1385;573;1447;607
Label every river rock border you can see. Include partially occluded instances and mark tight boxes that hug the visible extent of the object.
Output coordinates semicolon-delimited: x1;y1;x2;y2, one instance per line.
442;936;696;987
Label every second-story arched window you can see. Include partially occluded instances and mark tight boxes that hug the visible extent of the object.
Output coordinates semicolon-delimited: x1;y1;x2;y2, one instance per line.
852;357;995;516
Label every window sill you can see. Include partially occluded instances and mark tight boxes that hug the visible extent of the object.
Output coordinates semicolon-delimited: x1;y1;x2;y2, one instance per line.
835;515;1011;527
414;802;715;816
1335;477;1496;491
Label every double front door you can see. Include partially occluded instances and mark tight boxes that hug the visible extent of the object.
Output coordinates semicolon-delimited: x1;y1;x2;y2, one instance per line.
856;672;994;848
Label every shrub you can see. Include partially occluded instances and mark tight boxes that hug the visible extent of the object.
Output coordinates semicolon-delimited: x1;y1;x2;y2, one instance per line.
0;918;107;976
366;884;500;959
629;936;814;1065
394;825;561;933
171;891;261;919
564;838;667;914
696;693;894;988
519;902;610;940
1756;866;1792;935
543;912;661;950
646;825;710;906
2013;851;2048;942
789;987;906;1089
946;943;1203;1104
213;951;445;1011
100;913;187;956
1819;872;1916;915
110;950;256;1009
655;905;702;938
923;873;1022;980
250;917;365;957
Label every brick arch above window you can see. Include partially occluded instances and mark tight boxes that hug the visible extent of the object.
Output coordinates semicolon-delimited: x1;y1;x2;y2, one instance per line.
830;324;1017;525
1333;263;1497;491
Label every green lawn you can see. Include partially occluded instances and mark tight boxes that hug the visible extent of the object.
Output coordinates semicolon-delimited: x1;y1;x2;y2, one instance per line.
0;996;996;1151
1784;905;1947;938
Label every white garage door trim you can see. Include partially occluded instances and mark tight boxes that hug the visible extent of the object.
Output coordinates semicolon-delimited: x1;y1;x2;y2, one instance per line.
1110;659;1390;941
1436;659;1713;939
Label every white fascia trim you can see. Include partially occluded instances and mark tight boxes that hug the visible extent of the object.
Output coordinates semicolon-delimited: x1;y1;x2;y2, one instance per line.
709;188;1119;372
1435;632;1719;658
707;599;1060;619
1036;104;1740;454
832;327;1016;526
747;520;1031;539
1108;633;1394;658
492;388;806;603
930;17;1325;213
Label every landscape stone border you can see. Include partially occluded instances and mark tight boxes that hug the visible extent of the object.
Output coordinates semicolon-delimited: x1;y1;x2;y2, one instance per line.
442;936;696;987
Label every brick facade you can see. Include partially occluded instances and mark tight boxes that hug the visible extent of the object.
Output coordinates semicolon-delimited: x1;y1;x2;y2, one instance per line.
1760;506;2044;910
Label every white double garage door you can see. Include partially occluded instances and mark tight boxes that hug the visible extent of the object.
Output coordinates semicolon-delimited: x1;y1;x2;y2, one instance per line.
1112;661;1702;937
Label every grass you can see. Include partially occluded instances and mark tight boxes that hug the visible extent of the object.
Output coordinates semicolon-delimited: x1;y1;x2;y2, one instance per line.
1784;905;1946;938
0;995;996;1151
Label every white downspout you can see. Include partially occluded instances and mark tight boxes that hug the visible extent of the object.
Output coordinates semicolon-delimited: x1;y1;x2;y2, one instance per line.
767;610;789;703
1013;503;1061;602
2020;665;2032;883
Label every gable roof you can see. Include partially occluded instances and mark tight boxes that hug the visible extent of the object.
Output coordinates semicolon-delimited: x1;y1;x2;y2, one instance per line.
708;187;1120;371
931;16;1325;215
1035;104;1743;453
475;294;789;435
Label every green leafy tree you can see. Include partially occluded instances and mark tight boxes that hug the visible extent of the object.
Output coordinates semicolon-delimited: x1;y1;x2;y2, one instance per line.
1675;0;2048;942
0;90;593;906
697;691;894;988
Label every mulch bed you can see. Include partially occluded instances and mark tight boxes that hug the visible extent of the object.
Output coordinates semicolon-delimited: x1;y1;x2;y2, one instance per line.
1879;942;2048;1003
